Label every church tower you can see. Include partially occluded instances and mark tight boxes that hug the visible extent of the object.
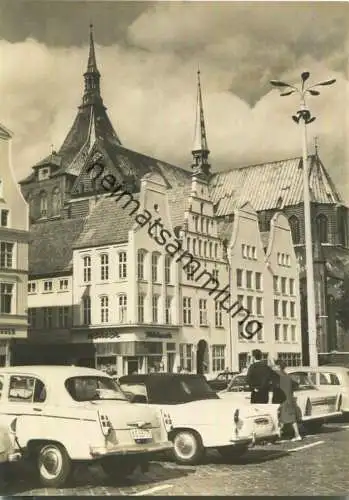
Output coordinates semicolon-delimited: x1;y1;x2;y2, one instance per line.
19;25;121;223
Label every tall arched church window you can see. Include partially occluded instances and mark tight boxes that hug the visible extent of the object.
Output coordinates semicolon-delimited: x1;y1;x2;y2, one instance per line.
316;214;329;243
288;215;300;244
40;191;48;217
52;187;61;216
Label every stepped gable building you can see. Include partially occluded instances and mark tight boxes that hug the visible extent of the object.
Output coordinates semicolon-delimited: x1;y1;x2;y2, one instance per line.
20;26;349;363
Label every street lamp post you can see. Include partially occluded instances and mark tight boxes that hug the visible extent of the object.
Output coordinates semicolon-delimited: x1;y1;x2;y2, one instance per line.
270;72;336;367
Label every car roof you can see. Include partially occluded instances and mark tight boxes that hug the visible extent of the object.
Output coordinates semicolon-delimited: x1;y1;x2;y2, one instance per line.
0;365;110;378
287;365;349;373
119;373;204;384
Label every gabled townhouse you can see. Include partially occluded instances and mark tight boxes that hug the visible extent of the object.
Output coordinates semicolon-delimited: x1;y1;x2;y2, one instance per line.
0;123;29;366
72;173;181;375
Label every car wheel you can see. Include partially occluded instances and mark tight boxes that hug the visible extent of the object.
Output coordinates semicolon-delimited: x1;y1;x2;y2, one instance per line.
172;430;204;465
37;443;71;488
218;444;249;460
101;458;137;480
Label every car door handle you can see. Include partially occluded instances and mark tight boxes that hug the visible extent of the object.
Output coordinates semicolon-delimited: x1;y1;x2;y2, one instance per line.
33;408;42;412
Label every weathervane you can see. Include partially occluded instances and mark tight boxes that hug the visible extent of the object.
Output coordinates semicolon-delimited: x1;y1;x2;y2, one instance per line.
270;72;336;125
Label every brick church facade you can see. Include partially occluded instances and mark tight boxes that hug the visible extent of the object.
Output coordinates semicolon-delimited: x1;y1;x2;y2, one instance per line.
19;26;349;363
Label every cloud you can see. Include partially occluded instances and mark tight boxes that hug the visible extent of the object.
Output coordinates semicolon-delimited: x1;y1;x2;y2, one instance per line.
0;2;348;203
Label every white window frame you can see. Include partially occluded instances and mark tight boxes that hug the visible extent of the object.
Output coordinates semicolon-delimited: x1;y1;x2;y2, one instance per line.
100;295;109;323
199;299;208;326
83;255;91;283
183;297;192;325
100;253;109;281
118;252;127;279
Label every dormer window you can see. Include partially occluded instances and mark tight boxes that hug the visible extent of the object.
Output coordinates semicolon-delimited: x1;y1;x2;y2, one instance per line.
38;167;50;181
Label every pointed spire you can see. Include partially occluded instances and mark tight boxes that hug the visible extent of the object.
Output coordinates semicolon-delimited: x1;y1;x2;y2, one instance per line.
192;69;210;176
87;24;99;75
82;24;101;106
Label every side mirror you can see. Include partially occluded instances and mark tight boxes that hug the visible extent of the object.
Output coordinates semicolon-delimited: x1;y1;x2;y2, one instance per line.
131;394;147;404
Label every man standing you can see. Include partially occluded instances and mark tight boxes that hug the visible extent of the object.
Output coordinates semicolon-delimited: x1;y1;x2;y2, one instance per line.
246;349;276;403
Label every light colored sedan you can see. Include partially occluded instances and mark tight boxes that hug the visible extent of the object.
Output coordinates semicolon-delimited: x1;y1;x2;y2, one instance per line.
220;371;342;432
287;365;349;415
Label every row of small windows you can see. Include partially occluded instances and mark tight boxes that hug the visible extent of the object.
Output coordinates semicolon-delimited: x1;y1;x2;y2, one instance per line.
28;278;69;294
137;251;172;283
277;252;291;267
183;297;224;327
81;294;174;325
82;251;172;284
192;213;214;234
274;323;298;343
274;299;297;319
237;270;263;290
186;238;219;259
273;276;295;296
242;244;256;260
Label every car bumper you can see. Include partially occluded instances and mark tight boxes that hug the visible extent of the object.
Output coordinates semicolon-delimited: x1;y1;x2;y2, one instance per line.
303;410;341;422
90;441;173;458
230;432;279;447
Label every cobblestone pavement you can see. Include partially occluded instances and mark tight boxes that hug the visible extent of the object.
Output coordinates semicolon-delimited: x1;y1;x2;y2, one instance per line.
3;422;349;496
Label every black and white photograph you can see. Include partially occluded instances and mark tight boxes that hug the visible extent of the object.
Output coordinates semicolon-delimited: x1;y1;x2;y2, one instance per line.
0;0;348;496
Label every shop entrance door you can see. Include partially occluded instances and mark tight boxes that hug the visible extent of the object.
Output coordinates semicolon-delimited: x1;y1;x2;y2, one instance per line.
126;357;139;375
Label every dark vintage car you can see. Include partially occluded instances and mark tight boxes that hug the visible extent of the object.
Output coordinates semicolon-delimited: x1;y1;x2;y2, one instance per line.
207;372;239;392
118;373;277;465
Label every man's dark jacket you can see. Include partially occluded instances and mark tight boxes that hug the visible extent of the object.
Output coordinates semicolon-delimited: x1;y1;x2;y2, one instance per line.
246;361;278;403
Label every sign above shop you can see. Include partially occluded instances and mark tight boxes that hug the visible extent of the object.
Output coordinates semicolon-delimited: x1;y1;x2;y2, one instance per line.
88;331;120;340
146;331;172;339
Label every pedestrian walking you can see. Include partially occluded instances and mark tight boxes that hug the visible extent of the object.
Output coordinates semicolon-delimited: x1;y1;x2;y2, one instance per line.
246;349;276;404
274;360;302;442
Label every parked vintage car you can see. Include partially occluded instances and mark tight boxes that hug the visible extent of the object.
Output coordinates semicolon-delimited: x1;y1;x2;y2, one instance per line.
207;371;239;392
118;373;278;465
219;372;342;431
286;366;349;415
0;366;173;488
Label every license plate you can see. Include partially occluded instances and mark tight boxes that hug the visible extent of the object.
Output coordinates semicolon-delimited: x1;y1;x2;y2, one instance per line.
130;428;152;441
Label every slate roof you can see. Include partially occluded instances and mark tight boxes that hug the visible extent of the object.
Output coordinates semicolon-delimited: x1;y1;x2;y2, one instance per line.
29;218;87;277
210;155;343;216
71;137;191;198
73;194;140;249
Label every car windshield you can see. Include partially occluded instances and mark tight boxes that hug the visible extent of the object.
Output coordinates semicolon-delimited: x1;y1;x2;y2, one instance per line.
227;375;249;392
65;376;128;402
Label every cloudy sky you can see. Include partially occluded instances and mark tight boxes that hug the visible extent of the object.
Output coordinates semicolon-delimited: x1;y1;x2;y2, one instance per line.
0;0;348;201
